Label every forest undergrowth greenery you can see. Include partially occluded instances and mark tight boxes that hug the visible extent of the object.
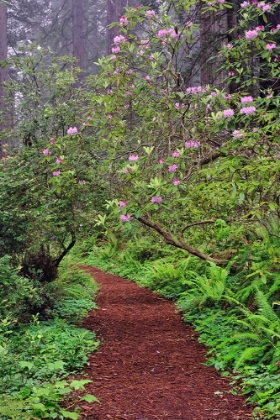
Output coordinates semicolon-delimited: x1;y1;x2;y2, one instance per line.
0;256;99;420
1;0;280;418
76;231;280;419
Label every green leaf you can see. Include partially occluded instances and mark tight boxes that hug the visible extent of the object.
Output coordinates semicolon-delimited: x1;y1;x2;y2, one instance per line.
81;394;100;403
70;379;92;390
19;361;34;370
60;410;80;420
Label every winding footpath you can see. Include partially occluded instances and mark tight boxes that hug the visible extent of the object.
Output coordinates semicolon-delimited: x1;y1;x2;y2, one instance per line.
74;266;253;420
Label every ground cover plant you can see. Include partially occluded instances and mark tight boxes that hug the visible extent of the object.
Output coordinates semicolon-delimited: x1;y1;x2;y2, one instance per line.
0;257;99;420
79;237;280;419
1;0;280;418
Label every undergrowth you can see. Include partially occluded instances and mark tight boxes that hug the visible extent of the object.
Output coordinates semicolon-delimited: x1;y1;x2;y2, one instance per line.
78;233;280;419
0;256;99;419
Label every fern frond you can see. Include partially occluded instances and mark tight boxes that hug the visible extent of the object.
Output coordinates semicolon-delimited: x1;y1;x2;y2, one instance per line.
0;397;29;418
234;345;268;370
256;288;280;324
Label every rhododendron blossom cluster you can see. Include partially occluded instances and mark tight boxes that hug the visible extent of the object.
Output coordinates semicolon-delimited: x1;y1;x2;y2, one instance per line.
67;127;78;135
151;196;162;204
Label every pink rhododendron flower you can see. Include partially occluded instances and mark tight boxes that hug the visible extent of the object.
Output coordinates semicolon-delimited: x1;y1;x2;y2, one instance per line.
173;179;180;186
232;130;245;138
157;29;169;38
218;0;225;3
120;214;130;222
241;1;250;7
107;114;112;119
266;43;276;50
43;148;51;156
240;106;256;114
149;54;155;60
53;170;60;176
120;15;128;26
119;200;127;207
186;21;193;27
224;93;232;99
67;126;78;134
262;4;271;10
226;43;233;48
241;96;253;103
175;102;185;110
114;35;126;45
159;158;164;164
172;151;180;157
169;28;180;38
223;109;234;117
168;164;178;172
151;196;162;204
145;10;156;19
228;71;235;76
128;154;139;161
123;167;131;173
112;46;120;53
267;93;273;98
185;141;200;148
255;25;264;31
246;29;258;39
186;86;202;94
49;138;55;144
56;157;63;164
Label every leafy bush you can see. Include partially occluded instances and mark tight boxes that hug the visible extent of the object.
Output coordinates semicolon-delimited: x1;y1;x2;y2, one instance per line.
0;257;99;419
0;255;37;321
53;299;97;324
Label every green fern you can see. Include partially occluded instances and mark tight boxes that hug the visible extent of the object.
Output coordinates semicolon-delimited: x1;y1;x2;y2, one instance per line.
0;397;29;419
178;262;229;311
255;289;280;324
234;345;268;370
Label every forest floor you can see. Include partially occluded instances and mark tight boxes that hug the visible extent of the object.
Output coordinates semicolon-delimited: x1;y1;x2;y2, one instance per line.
72;266;254;420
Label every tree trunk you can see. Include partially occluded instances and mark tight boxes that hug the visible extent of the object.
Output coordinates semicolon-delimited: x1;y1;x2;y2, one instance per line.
200;9;228;88
107;0;126;54
0;3;8;158
72;0;85;80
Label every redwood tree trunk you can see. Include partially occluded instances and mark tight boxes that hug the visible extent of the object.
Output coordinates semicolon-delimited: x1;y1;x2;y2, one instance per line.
0;3;8;158
107;0;126;54
72;0;85;79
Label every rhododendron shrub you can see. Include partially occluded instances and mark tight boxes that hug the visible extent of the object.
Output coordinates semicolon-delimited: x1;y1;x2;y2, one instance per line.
0;48;108;281
88;1;280;264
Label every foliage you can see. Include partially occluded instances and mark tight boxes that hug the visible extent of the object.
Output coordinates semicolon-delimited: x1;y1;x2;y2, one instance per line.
0;45;110;282
81;237;280;419
0;257;99;419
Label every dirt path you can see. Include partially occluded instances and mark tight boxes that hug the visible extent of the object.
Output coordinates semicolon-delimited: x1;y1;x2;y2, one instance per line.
75;266;253;420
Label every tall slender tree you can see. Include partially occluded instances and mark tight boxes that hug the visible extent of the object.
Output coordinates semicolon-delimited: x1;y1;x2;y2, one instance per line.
72;0;85;73
0;2;8;158
107;0;126;54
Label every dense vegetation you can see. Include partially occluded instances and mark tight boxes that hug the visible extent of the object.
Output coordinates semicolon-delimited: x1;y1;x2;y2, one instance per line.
1;0;280;418
75;232;280;419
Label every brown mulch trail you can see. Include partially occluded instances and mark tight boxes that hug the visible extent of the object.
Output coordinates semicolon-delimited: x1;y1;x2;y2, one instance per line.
75;266;253;420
